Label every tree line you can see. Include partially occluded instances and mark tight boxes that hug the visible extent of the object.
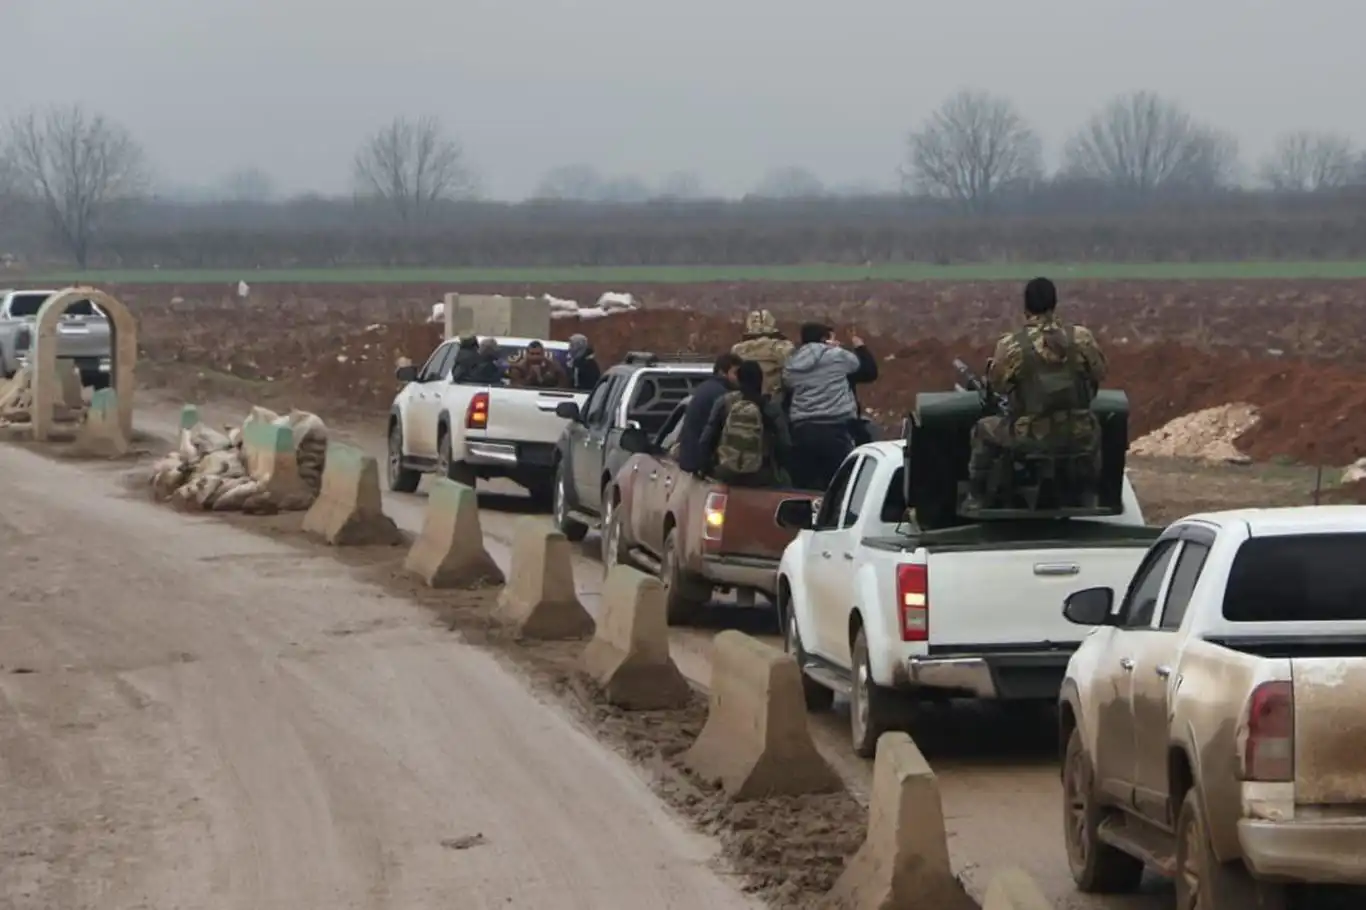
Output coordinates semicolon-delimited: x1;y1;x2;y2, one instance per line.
3;93;1366;267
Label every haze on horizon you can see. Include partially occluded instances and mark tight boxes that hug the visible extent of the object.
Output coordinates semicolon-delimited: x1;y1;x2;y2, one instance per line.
5;0;1360;200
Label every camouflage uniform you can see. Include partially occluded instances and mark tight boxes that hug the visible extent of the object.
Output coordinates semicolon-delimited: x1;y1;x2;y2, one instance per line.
731;310;793;398
967;314;1107;507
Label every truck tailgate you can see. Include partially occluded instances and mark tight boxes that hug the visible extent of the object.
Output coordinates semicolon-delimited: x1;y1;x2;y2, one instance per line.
717;487;819;560
482;388;584;445
1292;657;1366;805
52;314;110;358
926;544;1149;647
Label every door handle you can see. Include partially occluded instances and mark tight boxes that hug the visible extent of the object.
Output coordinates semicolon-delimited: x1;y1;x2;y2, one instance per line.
1155;665;1172;679
820;551;831;559
663;477;673;486
842;553;854;561
631;464;638;473
648;471;657;480
1119;657;1134;671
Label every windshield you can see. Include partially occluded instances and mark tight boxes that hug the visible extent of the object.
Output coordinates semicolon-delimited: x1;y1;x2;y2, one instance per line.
7;293;104;318
1224;533;1366;622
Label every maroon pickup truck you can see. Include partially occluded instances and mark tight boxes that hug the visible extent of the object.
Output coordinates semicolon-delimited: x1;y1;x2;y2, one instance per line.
600;407;821;624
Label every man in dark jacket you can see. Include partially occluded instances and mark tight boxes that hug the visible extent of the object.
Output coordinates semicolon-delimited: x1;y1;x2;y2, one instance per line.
459;337;506;384
847;334;879;445
678;352;743;474
448;333;481;379
567;333;601;391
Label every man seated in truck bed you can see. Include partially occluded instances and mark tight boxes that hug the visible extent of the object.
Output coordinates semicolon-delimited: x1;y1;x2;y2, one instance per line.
507;340;569;388
698;360;793;486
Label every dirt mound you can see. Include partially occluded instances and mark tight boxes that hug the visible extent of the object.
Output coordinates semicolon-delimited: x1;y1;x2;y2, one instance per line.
1130;404;1259;463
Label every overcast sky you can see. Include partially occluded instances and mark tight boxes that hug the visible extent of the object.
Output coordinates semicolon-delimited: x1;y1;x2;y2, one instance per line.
5;0;1360;199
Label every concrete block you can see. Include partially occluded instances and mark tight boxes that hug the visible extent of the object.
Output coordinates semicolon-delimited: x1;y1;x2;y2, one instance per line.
59;364;83;409
982;868;1051;910
444;292;549;340
302;442;404;546
819;732;974;910
240;414;312;508
31;287;136;443
580;566;690;710
403;478;504;588
495;519;594;639
684;630;840;799
74;388;130;457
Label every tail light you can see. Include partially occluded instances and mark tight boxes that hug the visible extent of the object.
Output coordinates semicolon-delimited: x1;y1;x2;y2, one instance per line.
896;564;928;642
1241;681;1294;782
465;391;489;429
703;492;727;541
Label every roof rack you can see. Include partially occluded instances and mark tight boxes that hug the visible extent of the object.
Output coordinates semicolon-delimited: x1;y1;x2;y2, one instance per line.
622;351;709;366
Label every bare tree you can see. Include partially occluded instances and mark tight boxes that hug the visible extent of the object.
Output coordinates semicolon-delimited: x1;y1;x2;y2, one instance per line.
352;115;476;222
1062;91;1239;193
751;166;825;198
1259;131;1355;192
533;164;605;200
220;166;276;202
901;89;1042;211
655;170;705;199
2;104;149;266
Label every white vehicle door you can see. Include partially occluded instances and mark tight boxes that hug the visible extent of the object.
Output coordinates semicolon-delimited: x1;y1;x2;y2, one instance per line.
804;455;862;663
407;343;457;458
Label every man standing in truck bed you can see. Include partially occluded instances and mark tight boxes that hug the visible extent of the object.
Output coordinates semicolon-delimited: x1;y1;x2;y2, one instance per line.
732;310;792;399
965;278;1108;511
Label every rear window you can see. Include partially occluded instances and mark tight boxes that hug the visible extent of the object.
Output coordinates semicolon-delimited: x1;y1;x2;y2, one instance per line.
7;293;103;317
1224;533;1366;623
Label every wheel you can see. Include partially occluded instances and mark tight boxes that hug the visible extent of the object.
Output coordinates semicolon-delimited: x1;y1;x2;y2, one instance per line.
386;421;421;493
1063;726;1145;893
552;461;589;543
602;493;628;569
437;429;477;488
850;626;896;759
1176;788;1286;910
783;598;834;712
661;528;710;625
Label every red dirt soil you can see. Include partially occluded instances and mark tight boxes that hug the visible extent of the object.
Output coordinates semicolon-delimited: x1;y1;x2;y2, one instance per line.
114;280;1366;466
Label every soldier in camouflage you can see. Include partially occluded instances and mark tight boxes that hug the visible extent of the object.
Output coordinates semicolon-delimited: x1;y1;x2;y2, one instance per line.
965;278;1108;511
732;310;793;399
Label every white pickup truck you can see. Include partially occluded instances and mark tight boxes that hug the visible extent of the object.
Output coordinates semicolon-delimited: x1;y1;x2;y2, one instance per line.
775;440;1162;756
1059;506;1366;909
387;336;586;504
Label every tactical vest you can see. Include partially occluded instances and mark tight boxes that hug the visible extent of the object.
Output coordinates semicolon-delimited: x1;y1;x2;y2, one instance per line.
1011;325;1094;418
715;393;766;475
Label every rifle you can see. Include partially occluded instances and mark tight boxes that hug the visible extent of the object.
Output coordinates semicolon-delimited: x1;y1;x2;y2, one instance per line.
952;358;1010;416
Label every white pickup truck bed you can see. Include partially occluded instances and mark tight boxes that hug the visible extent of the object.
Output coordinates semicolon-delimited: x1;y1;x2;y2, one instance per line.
777;440;1160;755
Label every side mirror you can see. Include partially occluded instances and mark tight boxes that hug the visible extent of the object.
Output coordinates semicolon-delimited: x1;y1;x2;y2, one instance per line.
619;426;650;454
1063;587;1115;626
395;365;418;383
555;401;580;420
775;498;815;530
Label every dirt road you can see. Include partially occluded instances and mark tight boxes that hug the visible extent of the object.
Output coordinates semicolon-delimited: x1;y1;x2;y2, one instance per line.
0;444;760;910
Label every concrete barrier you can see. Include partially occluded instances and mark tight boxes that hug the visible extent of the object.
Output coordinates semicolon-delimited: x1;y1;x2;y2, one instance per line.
982;868;1050;910
684;630;840;799
403;478;504;588
240;414;312;508
495;519;594;639
74;388;130;457
580;565;690;710
819;732;974;910
302;442;404;546
443;292;549;340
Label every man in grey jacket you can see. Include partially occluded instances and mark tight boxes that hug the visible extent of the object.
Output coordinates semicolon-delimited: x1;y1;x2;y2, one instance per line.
782;323;863;490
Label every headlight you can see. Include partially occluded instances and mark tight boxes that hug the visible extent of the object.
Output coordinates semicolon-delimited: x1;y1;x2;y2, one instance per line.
13;327;30;350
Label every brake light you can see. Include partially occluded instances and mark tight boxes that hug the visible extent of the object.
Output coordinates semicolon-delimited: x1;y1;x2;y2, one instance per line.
896;564;928;642
1241;681;1294;782
703;492;727;541
466;392;489;429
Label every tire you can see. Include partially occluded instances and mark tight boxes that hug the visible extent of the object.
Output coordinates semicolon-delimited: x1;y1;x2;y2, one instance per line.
552;461;589;543
1062;727;1145;893
661;528;710;625
782;598;834;712
602;493;628;569
437;429;477;488
850;626;896;759
1176;788;1286;910
386;421;421;493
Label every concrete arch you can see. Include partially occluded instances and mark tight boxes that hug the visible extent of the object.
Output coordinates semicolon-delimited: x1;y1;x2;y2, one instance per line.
31;287;137;442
